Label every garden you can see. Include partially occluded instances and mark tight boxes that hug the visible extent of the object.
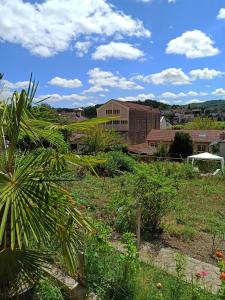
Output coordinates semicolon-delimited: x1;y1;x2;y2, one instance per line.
0;80;225;300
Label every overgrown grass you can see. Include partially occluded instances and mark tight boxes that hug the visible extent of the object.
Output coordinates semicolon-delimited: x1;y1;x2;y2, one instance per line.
71;159;225;248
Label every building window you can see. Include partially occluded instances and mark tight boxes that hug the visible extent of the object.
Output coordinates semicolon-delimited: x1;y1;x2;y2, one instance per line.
113;120;120;125
150;143;158;148
113;109;120;114
197;144;207;153
106;121;112;125
106;110;112;115
121;120;128;124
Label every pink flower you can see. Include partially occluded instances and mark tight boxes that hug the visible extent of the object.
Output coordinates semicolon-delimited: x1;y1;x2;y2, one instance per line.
200;271;209;277
196;271;209;278
195;271;209;278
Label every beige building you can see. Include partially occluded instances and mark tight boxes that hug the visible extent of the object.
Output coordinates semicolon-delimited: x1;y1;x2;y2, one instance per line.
97;100;160;144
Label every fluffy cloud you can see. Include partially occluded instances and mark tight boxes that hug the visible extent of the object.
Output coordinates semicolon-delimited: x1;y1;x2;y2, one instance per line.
189;68;224;80
82;86;108;94
212;88;225;96
40;93;88;103
48;77;82;88
166;30;219;59
0;79;31;100
74;41;92;57
186;99;205;104
88;68;144;90
217;8;225;19
134;68;191;85
0;0;150;57
168;0;176;3
92;42;144;60
118;93;155;101
161;91;207;98
2;79;30;90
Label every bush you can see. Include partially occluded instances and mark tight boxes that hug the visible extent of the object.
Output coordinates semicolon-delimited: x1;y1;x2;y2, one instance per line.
134;173;177;235
85;222;139;300
94;151;136;177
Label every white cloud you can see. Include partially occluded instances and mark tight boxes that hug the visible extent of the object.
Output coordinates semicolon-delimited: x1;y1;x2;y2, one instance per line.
137;0;152;2
189;68;224;80
118;93;155;102
2;79;30;89
217;8;225;19
136;68;191;85
161;90;207;98
166;30;219;59
0;79;31;100
82;86;108;94
88;68;144;90
161;92;185;98
92;42;144;60
212;88;225;96
168;0;176;3
48;77;82;88
0;0;150;57
40;93;88;103
74;41;92;57
186;99;205;104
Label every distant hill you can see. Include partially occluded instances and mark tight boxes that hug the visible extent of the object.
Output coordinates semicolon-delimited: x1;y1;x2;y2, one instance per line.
187;100;225;110
58;99;225;119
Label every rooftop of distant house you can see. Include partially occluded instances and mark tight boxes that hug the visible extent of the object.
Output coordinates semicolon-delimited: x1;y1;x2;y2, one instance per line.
147;129;225;143
98;99;159;113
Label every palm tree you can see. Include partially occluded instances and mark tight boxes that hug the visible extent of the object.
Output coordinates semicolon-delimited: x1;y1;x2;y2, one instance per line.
0;80;97;298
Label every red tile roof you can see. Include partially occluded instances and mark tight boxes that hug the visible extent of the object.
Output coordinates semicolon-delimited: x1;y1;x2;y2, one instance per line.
117;100;159;113
128;143;149;154
147;129;225;143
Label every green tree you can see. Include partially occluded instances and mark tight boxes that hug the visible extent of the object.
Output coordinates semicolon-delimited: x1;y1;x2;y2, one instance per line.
169;132;193;158
82;126;124;154
0;81;93;298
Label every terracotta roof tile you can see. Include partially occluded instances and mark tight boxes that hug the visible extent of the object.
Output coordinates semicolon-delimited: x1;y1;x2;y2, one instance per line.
147;129;225;143
117;100;159;112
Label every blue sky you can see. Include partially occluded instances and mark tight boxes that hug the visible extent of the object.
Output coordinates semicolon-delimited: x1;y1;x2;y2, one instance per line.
1;0;225;107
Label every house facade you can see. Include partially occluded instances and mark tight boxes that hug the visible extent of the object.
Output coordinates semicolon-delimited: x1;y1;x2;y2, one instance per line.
147;129;225;155
97;100;160;144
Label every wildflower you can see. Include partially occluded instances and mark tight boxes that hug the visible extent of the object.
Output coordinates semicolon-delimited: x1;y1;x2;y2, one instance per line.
80;204;86;210
196;271;209;279
220;272;225;281
215;250;223;258
156;283;162;289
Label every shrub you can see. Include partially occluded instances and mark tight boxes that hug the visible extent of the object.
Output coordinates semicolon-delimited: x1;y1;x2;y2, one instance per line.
94;151;135;177
85;222;139;300
133;173;177;236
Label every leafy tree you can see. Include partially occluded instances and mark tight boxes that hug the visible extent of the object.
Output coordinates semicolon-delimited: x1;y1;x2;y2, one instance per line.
169;132;193;158
81;126;124;154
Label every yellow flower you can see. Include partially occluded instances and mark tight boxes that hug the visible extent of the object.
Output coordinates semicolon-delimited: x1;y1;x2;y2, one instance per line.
156;283;162;289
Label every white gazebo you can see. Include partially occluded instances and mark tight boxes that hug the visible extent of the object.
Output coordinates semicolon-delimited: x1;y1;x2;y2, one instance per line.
187;152;224;173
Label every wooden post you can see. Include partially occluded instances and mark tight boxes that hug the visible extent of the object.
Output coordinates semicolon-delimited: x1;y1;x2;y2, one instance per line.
136;202;141;251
